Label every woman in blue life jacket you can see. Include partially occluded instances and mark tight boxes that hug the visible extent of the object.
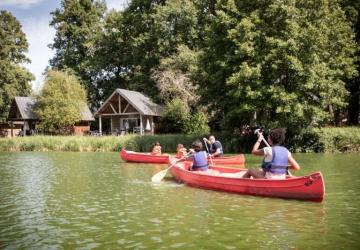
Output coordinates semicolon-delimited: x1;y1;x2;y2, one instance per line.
243;128;300;179
187;140;209;171
203;135;223;158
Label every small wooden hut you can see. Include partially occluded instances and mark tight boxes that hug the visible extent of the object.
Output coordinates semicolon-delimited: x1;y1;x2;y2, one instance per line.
95;89;163;135
7;97;94;136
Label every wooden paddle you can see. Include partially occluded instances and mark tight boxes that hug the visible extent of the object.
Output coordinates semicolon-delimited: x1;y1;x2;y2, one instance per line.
254;129;294;177
151;152;191;183
151;160;179;183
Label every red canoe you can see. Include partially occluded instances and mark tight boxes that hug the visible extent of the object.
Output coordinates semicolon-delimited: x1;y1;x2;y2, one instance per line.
207;154;245;166
174;154;246;166
169;160;325;202
120;149;170;164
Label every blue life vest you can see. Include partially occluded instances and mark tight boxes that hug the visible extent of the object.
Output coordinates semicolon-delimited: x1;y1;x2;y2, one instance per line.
210;140;223;156
261;146;289;174
189;151;208;170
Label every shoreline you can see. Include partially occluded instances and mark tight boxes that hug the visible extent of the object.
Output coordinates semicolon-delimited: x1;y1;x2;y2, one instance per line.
0;127;359;153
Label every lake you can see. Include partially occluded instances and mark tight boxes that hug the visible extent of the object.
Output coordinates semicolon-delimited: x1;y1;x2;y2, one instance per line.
0;152;359;249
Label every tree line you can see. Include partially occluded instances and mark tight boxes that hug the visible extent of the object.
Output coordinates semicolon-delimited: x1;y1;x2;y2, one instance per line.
1;0;359;134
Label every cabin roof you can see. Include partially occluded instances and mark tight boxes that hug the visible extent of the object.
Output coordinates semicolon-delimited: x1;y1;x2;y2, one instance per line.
8;97;95;121
96;88;163;116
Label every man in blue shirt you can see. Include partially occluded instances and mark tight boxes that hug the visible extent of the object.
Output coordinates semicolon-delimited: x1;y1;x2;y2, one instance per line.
203;135;223;157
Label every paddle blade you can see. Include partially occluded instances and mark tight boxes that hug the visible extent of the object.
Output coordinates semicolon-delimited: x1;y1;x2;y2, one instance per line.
151;169;168;183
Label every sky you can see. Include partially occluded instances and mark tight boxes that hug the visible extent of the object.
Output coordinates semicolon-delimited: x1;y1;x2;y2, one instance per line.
0;0;129;92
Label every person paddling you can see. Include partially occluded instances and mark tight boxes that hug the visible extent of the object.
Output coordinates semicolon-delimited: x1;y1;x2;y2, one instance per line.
175;144;188;158
151;141;162;155
203;135;223;158
177;140;209;171
243;128;300;179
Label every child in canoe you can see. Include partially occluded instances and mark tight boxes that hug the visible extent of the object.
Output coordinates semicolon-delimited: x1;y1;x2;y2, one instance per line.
243;128;300;179
151;142;162;155
178;140;208;171
176;144;188;158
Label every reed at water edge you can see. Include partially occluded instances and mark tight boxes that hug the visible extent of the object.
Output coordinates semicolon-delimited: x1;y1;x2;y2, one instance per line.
0;134;203;152
0;127;359;153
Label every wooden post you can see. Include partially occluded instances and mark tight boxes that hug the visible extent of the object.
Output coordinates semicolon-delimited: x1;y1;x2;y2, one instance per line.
151;116;154;135
99;115;102;135
140;115;143;136
118;94;121;113
110;116;113;134
10;121;13;137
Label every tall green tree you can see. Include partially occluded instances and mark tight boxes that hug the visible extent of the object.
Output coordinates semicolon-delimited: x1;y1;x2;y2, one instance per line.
198;0;357;131
49;0;106;108
94;0;206;103
0;10;34;120
342;0;360;125
35;70;88;133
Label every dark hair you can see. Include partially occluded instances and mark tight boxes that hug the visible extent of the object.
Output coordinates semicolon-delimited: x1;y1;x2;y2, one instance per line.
154;141;161;146
191;140;203;152
269;128;286;145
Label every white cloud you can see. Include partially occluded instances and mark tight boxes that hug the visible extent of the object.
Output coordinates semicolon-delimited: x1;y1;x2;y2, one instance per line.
0;0;45;8
21;16;55;92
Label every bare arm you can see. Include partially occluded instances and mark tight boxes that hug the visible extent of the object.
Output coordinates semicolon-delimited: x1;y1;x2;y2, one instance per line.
252;134;265;156
288;155;300;171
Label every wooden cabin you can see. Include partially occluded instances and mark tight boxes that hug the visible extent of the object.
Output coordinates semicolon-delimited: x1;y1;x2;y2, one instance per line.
95;89;163;135
6;97;94;136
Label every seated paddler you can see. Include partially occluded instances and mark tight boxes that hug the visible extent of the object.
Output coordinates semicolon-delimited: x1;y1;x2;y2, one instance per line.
151;141;162;155
203;135;223;158
186;140;209;171
243;128;300;179
176;144;188;158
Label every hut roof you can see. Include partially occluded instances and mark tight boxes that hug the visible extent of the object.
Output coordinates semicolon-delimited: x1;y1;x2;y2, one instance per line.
8;97;94;121
13;97;37;120
96;88;163;116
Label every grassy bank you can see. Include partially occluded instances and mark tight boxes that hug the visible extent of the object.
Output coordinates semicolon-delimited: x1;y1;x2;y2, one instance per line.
0;134;202;152
0;127;359;153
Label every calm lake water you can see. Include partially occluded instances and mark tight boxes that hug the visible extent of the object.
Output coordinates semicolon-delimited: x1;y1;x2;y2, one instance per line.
0;152;359;249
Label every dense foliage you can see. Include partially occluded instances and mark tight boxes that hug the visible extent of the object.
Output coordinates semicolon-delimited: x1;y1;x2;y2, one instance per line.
0;11;34;121
49;0;106;108
35;70;88;133
342;0;360;125
159;98;210;134
198;0;357;131
47;0;359;133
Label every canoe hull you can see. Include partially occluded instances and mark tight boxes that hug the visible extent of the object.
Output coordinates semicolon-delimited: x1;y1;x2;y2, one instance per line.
120;149;170;164
170;161;325;202
209;155;245;166
175;154;246;166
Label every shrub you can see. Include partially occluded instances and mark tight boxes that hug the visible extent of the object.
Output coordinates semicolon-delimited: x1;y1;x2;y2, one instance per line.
183;111;210;135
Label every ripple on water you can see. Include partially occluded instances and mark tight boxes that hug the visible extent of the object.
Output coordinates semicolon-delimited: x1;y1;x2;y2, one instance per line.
150;236;163;243
170;242;186;248
1;152;360;249
148;218;163;224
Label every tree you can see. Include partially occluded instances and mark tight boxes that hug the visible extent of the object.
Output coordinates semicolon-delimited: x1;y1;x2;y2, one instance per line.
341;0;360;125
35;70;88;133
49;0;106;108
183;111;210;134
160;98;190;133
93;0;204;104
0;10;34;120
198;0;357;131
